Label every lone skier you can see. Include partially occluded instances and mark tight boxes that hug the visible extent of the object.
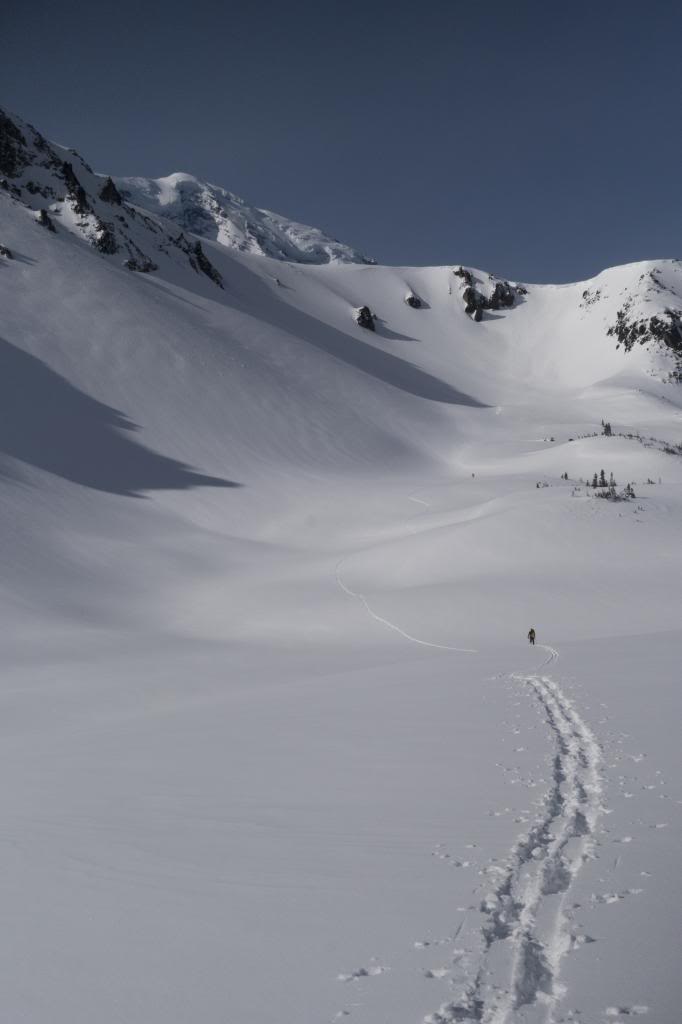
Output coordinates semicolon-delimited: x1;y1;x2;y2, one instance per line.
528;627;536;646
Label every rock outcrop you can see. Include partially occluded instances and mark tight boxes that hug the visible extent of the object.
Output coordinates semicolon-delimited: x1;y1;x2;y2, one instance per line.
455;267;525;323
99;176;123;205
36;209;56;232
489;281;516;309
123;257;158;273
354;305;376;331
608;303;682;379
0;106;226;287
187;240;224;288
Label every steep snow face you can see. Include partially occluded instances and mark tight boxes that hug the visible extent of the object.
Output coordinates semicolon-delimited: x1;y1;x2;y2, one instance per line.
0;107;226;286
115;172;375;265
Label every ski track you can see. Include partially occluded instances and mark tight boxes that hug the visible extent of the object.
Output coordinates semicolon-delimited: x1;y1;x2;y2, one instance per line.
335;492;476;654
335;492;602;1022
426;646;603;1024
335;557;477;654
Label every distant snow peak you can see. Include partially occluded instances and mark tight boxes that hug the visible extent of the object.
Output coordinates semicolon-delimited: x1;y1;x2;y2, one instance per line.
0;106;226;287
114;172;375;266
0;104;368;292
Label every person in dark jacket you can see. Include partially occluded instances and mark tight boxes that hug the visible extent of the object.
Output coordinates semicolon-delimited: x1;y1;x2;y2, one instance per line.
528;628;536;645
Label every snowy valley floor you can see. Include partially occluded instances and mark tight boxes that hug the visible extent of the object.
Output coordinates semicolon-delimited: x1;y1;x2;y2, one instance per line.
0;457;680;1024
1;184;681;1021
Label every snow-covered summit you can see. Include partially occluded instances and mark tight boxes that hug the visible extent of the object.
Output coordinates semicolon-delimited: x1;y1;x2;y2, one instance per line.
115;172;374;265
1;104;680;378
0;106;226;286
0;105;371;284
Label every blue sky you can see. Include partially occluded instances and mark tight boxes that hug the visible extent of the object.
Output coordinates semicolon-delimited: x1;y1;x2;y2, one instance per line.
2;0;679;281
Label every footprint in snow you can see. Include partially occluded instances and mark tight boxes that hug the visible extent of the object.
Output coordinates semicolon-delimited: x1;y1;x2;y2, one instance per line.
423;967;451;979
414;936;455;949
432;848;471;868
605;1007;649;1016
569;932;597;951
337;965;388;983
591;889;643;905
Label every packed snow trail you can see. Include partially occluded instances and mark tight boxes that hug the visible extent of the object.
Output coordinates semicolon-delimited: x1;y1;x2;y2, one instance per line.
335;557;477;654
538;645;559;667
425;651;603;1024
335;490;476;653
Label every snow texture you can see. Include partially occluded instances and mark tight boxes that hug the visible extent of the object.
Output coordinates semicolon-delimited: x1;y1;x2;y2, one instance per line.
0;107;681;1024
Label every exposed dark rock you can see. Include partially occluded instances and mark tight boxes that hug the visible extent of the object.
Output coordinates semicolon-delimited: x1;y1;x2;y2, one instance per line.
489;281;515;310
61;160;90;215
0;109;29;178
93;220;118;255
354;305;376;330
123;257;158;273
608;304;682;380
36;209;56;232
457;268;524;321
0;244;12;259
405;291;422;309
188;240;224;288
1;178;22;199
463;285;488;317
66;148;94;174
99;176;123;205
580;287;601;308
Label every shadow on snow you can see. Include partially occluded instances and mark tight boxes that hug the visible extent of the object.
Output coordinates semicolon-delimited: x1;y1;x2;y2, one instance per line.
0;337;239;496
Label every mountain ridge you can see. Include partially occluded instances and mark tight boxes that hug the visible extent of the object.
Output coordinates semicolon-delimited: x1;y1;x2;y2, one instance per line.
1;103;681;382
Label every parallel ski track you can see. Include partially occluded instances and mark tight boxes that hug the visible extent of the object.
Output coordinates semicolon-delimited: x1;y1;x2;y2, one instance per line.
336;494;602;1022
426;645;603;1024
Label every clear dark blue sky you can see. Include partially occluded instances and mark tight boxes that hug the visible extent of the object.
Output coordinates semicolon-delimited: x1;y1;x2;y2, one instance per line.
2;0;679;281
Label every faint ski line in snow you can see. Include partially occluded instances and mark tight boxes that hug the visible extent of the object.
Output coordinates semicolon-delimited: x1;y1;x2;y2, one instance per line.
335;559;477;654
538;644;559;667
425;663;603;1024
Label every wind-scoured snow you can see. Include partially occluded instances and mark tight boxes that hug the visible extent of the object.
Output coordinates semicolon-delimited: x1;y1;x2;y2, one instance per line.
0;109;680;1024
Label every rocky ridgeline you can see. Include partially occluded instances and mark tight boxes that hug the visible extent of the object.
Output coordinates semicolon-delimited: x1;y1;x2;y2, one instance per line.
454;266;527;322
608;299;682;380
0;107;224;288
579;266;682;381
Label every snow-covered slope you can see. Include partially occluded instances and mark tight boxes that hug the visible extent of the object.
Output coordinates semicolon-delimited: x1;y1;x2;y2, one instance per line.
1;109;681;1024
115;171;375;264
